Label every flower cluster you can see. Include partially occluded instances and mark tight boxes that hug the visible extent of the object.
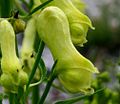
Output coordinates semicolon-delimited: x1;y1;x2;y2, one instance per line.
0;0;98;95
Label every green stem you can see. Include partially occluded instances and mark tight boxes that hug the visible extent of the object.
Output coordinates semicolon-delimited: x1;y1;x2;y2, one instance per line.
9;93;14;104
17;86;24;104
38;75;56;104
9;93;21;104
38;60;57;104
0;100;2;104
0;0;14;17
24;41;44;104
15;35;19;57
14;94;21;104
32;85;39;104
28;0;53;16
55;88;104;104
26;40;45;89
34;32;40;52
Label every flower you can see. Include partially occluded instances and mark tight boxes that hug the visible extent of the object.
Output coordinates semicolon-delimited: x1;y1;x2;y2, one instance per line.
40;0;95;46
21;18;40;80
36;6;99;94
0;20;28;93
21;0;42;80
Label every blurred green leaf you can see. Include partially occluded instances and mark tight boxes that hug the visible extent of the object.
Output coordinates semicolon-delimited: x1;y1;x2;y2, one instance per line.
17;86;24;99
0;93;3;101
0;0;14;17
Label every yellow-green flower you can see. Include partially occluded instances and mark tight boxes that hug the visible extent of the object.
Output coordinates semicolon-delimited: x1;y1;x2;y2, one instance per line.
0;20;28;93
40;0;94;46
36;6;98;94
21;0;41;80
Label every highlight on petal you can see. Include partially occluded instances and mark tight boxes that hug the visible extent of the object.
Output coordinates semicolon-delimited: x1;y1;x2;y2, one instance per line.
71;0;86;12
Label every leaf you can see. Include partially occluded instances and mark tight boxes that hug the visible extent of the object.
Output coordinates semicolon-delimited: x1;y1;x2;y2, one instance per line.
29;58;47;87
26;41;45;89
37;60;58;104
54;88;104;104
17;86;24;99
51;60;58;75
39;58;47;81
28;0;53;16
0;0;14;17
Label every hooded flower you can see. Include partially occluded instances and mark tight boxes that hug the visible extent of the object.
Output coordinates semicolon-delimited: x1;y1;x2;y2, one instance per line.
40;0;94;46
36;6;99;94
0;20;28;93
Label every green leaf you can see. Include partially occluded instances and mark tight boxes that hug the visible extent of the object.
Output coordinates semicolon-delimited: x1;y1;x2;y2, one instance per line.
28;0;53;16
38;60;58;104
39;58;47;81
17;86;24;99
29;58;47;87
54;88;104;104
29;0;34;10
26;40;45;89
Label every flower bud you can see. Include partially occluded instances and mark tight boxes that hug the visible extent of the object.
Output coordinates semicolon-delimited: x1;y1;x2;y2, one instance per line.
13;19;26;33
10;19;26;34
40;0;94;46
36;6;98;94
0;20;28;93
